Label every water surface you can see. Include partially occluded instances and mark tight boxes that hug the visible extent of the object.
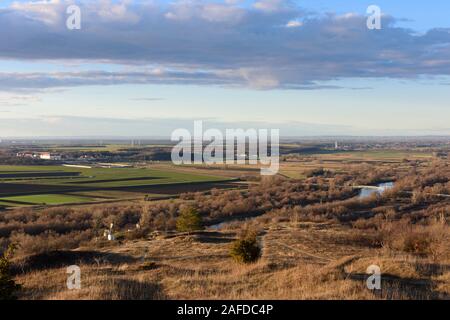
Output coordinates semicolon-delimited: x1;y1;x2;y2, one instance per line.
359;182;394;199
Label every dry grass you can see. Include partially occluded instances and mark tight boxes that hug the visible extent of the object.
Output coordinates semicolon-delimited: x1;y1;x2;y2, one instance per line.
4;157;448;300
11;220;449;300
18;264;164;300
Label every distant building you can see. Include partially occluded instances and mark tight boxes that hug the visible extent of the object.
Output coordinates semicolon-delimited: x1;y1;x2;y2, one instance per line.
16;152;37;158
39;152;62;160
335;141;339;150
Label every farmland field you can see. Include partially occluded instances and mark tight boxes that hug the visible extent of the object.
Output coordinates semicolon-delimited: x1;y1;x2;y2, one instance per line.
278;149;434;178
0;165;234;207
315;150;433;161
0;194;92;205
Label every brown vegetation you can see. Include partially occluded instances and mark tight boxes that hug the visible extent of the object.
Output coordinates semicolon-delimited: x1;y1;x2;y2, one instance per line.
0;156;448;300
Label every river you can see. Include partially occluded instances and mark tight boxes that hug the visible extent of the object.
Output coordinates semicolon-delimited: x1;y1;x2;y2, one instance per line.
358;182;394;199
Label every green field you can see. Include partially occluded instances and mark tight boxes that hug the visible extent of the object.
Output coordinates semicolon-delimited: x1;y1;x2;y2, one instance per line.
0;194;92;205
0;201;25;207
0;165;225;184
0;165;231;207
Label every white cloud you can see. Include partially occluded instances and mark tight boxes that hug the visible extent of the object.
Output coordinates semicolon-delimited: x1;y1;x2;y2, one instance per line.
94;0;140;23
253;0;286;12
10;0;66;25
286;20;302;28
165;0;244;22
239;68;280;89
200;3;244;22
0;93;41;106
1;1;450;91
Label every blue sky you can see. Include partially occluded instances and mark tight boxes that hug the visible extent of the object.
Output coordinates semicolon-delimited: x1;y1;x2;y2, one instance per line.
0;0;450;137
300;0;450;31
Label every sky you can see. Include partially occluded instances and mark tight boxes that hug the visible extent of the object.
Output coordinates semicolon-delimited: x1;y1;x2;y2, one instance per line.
0;0;450;137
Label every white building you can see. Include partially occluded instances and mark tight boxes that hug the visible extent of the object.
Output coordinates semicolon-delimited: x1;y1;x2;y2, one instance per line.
39;152;62;160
